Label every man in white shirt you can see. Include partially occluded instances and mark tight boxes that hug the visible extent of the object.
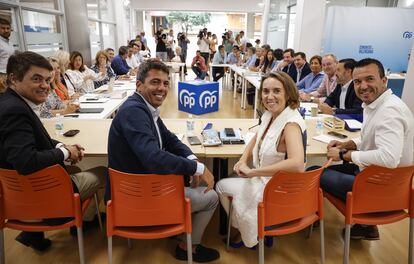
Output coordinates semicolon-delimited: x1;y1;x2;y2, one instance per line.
125;45;138;74
0;18;14;93
315;58;414;240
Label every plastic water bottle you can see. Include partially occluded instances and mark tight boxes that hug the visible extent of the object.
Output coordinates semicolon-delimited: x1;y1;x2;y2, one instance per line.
186;114;195;136
55;113;64;136
316;118;324;135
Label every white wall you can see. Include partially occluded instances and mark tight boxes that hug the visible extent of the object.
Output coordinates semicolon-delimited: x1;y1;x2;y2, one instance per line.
130;0;262;12
294;0;326;56
402;41;414;115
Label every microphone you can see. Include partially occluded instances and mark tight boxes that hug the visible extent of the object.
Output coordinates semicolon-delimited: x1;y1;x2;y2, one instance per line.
249;109;263;130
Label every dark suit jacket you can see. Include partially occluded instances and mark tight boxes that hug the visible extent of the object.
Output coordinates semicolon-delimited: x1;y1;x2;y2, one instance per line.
282;63;297;82
0;89;65;175
297;62;311;82
324;82;363;114
106;93;198;199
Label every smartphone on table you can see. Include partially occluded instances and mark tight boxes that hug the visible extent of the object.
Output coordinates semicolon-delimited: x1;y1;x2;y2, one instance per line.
63;129;80;137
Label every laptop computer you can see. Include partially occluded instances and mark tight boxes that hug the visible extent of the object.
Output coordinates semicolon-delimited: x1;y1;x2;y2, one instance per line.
77;108;104;114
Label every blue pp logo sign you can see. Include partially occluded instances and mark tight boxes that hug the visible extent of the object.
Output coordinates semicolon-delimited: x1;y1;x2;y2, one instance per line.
199;91;218;109
179;89;195;108
403;31;413;39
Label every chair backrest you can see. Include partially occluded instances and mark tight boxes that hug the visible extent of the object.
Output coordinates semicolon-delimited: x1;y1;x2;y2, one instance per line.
262;167;324;226
0;165;76;221
108;168;186;227
351;165;414;214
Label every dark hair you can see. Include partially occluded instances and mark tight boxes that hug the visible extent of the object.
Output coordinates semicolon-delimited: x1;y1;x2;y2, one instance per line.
245;42;253;49
118;46;128;56
310;55;322;65
218;45;224;50
262;49;274;73
294;52;306;61
283;48;295;57
355;58;385;78
273;48;283;61
6;51;52;86
0;18;11;26
261;44;271;51
136;59;169;83
255;39;260;44
232;45;240;51
248;46;256;54
258;71;300;111
339;58;356;72
69;51;85;72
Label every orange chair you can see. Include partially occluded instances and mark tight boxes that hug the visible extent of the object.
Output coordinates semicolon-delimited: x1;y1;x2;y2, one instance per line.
107;168;192;264
323;165;414;264
257;167;326;264
0;164;100;264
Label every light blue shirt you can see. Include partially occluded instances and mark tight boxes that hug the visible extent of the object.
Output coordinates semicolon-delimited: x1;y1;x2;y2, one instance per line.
246;54;257;67
297;71;325;93
226;53;239;64
212;51;227;64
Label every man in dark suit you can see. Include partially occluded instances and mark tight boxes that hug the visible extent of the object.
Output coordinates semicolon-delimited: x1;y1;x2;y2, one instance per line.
280;48;298;81
293;52;311;83
0;52;105;251
107;59;220;263
319;58;363;115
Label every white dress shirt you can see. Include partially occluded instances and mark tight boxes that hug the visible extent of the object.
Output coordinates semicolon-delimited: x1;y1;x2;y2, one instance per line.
136;92;205;176
351;89;414;169
339;80;352;109
0;36;14;73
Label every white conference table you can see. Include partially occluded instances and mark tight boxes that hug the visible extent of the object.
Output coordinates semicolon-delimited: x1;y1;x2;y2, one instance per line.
164;61;186;81
66;79;136;119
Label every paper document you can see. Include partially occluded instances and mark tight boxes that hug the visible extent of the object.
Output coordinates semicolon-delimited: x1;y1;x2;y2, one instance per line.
344;119;362;130
312;134;346;144
174;133;184;141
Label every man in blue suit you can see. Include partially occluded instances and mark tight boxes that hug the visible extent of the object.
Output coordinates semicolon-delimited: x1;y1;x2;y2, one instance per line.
107;59;220;263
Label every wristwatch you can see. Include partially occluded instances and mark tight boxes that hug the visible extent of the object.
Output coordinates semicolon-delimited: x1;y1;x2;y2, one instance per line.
339;149;349;161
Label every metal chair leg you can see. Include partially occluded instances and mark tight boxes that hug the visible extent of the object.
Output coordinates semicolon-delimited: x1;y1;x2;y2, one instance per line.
108;236;112;264
0;229;5;264
186;233;193;264
409;218;413;264
77;227;85;264
127;238;132;249
320;220;325;264
94;193;104;234
259;237;264;264
307;223;314;239
226;199;233;251
344;224;351;264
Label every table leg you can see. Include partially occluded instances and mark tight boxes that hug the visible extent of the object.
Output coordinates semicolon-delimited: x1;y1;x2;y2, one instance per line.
213;157;229;235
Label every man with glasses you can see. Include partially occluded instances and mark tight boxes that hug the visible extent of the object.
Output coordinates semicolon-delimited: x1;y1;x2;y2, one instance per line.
0;18;14;93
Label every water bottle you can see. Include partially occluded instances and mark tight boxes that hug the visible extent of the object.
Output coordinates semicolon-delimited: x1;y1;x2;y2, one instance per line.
55;113;64;136
186;114;195;136
316;118;324;135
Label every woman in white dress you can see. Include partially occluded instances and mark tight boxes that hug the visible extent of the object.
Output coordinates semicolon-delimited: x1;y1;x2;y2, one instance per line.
216;71;306;248
65;51;104;93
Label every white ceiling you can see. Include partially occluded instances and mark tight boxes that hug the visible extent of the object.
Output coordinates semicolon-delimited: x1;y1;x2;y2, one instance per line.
130;0;265;12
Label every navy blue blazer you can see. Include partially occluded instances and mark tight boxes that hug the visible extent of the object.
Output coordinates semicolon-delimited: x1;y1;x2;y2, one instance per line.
282;63;297;82
324;82;363;114
106;93;198;199
0;89;65;174
297;62;311;83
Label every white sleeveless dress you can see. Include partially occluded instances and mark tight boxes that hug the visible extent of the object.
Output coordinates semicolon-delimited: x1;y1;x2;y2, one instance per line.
231;107;306;247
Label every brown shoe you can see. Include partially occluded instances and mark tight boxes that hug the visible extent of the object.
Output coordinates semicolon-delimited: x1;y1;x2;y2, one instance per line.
342;224;380;240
